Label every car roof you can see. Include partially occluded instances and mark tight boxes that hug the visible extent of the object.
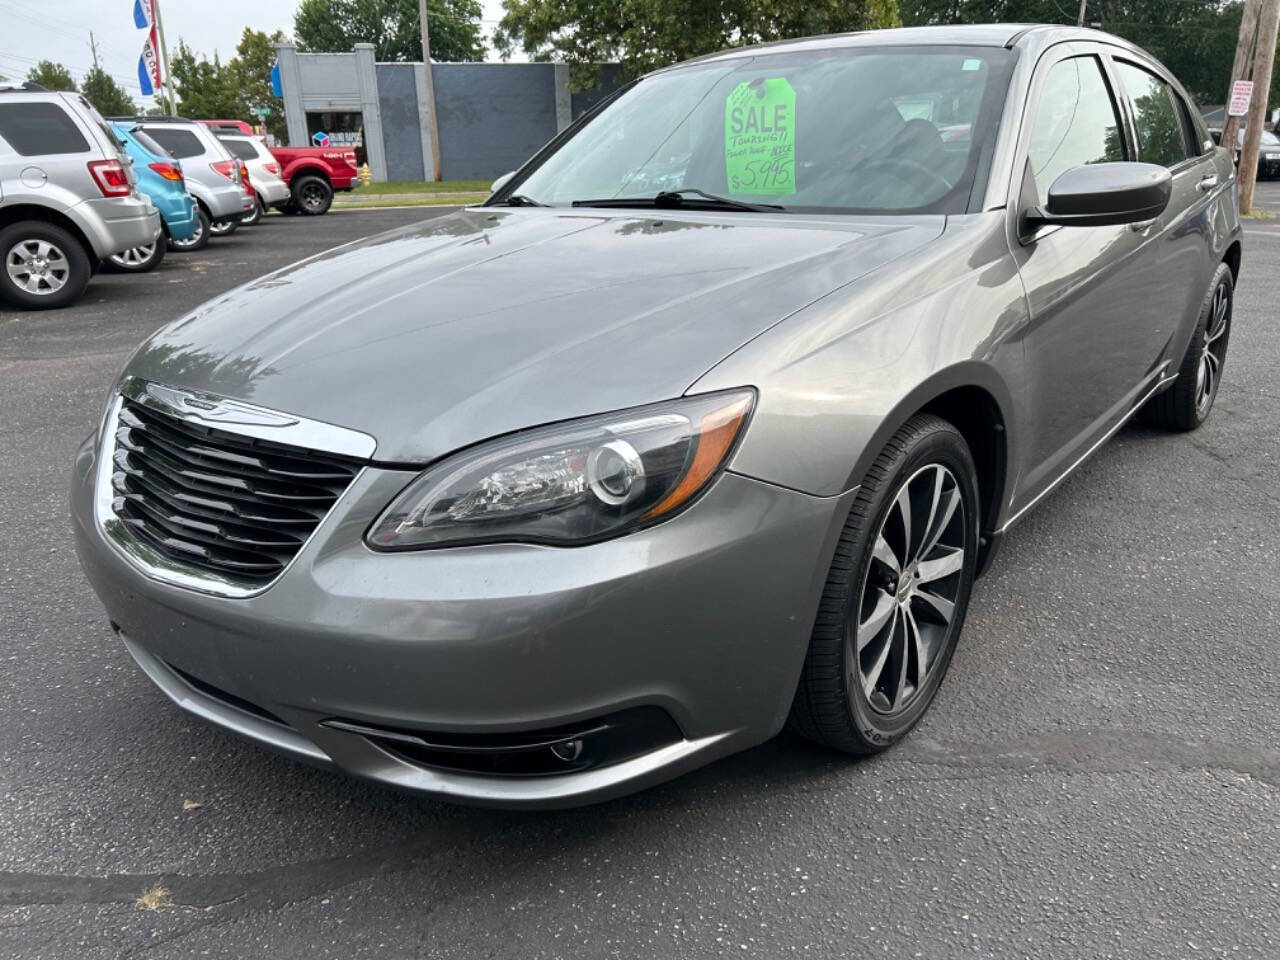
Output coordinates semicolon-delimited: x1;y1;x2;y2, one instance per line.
666;23;1147;69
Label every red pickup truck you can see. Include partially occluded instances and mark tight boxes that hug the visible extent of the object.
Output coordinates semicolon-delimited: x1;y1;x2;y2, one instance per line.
200;121;359;215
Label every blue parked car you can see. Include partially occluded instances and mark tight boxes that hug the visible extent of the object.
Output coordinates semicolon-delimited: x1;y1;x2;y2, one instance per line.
108;123;202;270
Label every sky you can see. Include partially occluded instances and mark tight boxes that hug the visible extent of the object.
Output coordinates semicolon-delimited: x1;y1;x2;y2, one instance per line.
0;0;512;106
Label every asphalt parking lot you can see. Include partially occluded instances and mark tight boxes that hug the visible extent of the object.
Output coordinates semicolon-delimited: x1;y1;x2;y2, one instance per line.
2;191;1278;959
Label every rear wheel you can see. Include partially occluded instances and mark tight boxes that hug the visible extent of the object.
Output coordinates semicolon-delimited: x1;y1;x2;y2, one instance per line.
106;238;166;273
209;216;239;237
1141;262;1232;431
0;221;92;309
169;208;210;252
292;174;333;215
788;415;979;754
239;195;263;226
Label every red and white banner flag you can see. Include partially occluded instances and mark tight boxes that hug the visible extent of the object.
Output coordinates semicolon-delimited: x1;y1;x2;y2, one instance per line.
138;25;161;97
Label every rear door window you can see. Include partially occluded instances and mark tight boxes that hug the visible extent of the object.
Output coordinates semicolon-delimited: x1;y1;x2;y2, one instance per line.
142;127;206;159
219;137;258;161
1026;56;1126;205
1113;61;1195;168
130;128;172;158
0;102;90;156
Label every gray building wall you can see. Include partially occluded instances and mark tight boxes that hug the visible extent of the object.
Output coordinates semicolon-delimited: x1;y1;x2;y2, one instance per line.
377;64;426;182
433;64;560;181
275;45;620;182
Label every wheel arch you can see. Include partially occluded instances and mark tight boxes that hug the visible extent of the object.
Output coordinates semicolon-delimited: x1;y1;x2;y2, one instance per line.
0;204;96;262
288;165;332;186
844;363;1014;577
1222;239;1241;282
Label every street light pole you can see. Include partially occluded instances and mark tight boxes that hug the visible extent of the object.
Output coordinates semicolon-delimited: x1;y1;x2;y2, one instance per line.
418;0;443;181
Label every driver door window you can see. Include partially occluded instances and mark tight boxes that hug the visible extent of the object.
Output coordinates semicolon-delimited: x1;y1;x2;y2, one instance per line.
1026;56;1126;205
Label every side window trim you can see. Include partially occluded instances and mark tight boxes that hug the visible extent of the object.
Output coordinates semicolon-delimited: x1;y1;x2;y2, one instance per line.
1107;54;1200;172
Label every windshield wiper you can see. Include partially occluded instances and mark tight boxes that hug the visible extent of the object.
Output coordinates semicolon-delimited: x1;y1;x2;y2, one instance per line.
572;188;784;212
501;194;548;207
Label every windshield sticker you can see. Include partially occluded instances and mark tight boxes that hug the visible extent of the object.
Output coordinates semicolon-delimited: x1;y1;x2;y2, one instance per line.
725;77;796;195
962;58;983;71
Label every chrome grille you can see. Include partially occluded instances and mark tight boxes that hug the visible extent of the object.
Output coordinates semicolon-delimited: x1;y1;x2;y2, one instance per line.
109;397;361;586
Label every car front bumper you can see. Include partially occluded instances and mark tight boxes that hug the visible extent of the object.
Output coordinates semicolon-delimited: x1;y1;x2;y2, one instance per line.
70;432;851;808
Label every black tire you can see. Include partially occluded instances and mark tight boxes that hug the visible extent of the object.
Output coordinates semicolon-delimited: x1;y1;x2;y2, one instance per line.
169;207;210;252
209;216;239;237
292;174;333;215
105;237;167;273
239;195;263;226
0;221;92;309
276;200;301;215
788;415;980;754
1141;262;1233;431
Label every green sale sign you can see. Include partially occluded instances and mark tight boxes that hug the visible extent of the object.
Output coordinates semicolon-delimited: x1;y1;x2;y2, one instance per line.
724;77;796;196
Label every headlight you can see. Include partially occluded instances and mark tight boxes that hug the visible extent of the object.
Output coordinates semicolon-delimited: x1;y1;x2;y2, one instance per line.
367;389;755;550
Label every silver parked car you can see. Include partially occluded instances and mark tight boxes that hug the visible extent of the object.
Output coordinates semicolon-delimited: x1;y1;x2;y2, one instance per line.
118;116;252;246
216;134;291;223
73;26;1241;808
0;87;160;309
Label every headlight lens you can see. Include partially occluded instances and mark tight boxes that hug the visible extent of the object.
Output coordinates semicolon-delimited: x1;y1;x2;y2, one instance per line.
367;389;754;549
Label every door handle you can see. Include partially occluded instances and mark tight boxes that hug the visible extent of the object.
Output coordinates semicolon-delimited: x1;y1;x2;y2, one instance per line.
1196;174;1218;192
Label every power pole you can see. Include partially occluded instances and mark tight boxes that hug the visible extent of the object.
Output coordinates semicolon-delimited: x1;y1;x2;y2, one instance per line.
418;0;443;181
1222;0;1263;155
151;0;178;115
88;32;101;71
1076;0;1087;27
1239;0;1280;213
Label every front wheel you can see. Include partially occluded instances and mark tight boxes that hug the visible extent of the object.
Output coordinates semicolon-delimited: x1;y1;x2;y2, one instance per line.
1141;262;1233;431
106;238;166;273
0;221;92;309
788;415;979;754
292;174;333;215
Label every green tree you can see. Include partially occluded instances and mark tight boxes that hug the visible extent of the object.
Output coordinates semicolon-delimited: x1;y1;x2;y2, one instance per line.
26;60;77;92
227;28;290;140
494;0;901;84
81;66;136;116
170;41;241;119
898;0;1244;106
294;0;485;62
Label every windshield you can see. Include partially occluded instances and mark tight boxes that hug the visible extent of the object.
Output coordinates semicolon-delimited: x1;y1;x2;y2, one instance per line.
506;45;1014;214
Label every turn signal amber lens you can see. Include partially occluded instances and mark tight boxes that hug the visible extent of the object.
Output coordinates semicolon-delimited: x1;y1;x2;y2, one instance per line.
642;393;753;521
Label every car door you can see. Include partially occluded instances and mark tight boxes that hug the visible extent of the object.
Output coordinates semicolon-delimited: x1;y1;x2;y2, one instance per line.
1007;45;1168;507
1107;56;1218;375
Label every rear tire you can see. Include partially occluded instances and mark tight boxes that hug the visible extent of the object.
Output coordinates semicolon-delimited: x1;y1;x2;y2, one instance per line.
239;196;263;226
209;216;239;237
292;174;333;215
0;221;92;309
788;415;979;754
1140;262;1232;431
168;208;210;252
106;238;166;273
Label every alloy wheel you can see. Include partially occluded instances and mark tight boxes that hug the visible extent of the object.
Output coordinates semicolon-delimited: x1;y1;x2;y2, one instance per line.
110;244;156;268
5;238;69;295
171;218;204;250
850;463;966;716
209;218;236;236
1196;279;1230;416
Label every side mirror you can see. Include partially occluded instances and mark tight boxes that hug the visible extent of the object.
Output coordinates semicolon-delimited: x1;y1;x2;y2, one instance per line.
1028;162;1171;228
490;171;516;195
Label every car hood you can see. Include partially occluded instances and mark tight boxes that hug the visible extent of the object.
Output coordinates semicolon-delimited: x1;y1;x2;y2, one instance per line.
126;208;942;464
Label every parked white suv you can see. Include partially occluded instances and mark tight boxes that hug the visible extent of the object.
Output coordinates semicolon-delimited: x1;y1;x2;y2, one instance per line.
0;86;160;309
216;134;290;223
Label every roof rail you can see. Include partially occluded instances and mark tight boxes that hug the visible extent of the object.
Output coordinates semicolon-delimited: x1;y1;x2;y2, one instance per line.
104;114;192;123
0;81;49;93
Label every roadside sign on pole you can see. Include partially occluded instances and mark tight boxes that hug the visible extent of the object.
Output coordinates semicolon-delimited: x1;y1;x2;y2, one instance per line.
1229;80;1254;116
